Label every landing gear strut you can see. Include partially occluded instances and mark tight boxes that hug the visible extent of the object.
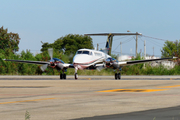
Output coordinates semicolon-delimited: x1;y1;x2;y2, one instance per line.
75;73;78;79
74;67;78;79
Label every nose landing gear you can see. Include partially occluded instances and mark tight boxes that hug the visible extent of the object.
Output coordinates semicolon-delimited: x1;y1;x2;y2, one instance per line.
74;67;78;79
75;73;78;79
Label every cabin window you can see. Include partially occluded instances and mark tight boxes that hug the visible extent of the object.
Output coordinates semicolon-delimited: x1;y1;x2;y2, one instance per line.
94;52;102;56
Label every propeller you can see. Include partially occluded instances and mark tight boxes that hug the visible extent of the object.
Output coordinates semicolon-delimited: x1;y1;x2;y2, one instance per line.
40;48;66;71
96;66;104;71
96;62;106;71
40;64;48;71
48;48;53;60
40;48;54;72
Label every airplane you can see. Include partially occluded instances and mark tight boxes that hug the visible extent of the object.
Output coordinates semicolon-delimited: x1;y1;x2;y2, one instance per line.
4;33;176;80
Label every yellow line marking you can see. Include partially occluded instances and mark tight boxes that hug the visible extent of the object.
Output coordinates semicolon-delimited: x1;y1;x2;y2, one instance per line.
0;98;56;105
158;85;180;88
98;89;168;92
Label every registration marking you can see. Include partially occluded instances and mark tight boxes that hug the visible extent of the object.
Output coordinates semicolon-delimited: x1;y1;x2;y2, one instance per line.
98;89;167;92
0;98;56;105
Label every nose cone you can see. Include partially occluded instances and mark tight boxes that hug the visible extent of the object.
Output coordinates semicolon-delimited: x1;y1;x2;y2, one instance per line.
73;54;91;64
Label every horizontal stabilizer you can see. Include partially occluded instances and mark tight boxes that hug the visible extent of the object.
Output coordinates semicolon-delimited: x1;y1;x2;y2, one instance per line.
85;33;142;36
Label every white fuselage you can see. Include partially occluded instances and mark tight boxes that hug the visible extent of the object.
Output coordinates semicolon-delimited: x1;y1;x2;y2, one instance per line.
73;49;108;70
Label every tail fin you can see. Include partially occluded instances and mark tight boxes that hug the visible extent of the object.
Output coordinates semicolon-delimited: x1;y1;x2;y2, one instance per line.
105;34;113;55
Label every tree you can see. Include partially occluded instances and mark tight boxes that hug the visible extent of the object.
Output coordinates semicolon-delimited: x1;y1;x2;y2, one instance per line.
161;40;180;58
41;34;93;54
40;42;54;52
60;34;93;55
0;26;20;52
161;40;180;65
40;34;94;62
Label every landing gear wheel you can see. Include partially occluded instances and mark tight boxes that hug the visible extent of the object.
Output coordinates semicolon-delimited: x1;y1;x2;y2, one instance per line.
63;74;66;79
75;73;78;79
115;73;121;80
60;74;63;79
117;73;121;79
60;73;66;79
115;73;117;80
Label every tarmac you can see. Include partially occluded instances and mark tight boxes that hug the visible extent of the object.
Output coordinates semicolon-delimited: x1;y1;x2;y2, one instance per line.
0;75;179;120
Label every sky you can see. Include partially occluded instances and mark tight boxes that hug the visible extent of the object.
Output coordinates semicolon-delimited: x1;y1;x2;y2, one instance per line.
1;0;180;57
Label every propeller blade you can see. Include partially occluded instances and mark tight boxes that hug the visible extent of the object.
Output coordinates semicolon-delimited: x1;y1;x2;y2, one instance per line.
48;48;53;60
96;66;104;71
96;63;105;71
40;64;48;71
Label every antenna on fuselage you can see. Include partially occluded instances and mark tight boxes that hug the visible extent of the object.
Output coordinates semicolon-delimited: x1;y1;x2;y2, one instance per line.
84;33;142;56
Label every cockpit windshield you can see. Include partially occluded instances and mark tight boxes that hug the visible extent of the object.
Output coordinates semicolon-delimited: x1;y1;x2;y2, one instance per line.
77;51;82;54
77;50;91;55
82;51;89;54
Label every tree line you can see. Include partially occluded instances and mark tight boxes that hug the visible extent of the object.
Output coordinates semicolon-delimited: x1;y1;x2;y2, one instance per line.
0;26;179;75
0;26;94;75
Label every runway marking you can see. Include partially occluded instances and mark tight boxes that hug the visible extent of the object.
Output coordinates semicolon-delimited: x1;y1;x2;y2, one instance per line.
98;89;168;92
158;85;180;88
0;86;49;88
0;98;56;105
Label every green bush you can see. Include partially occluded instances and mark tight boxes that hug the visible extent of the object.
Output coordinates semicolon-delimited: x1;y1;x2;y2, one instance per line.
0;49;179;75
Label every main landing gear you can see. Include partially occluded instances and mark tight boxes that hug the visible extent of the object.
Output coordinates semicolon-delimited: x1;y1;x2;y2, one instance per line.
60;70;66;79
115;73;121;80
115;68;122;80
60;73;66;79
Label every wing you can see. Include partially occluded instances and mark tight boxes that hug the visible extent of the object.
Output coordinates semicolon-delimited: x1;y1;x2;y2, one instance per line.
118;57;176;66
68;64;74;68
4;59;50;65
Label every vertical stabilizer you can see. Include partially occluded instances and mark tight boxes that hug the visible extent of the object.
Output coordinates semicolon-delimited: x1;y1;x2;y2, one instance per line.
105;34;113;55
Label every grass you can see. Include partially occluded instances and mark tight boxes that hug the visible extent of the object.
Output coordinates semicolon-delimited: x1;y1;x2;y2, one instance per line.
25;110;30;120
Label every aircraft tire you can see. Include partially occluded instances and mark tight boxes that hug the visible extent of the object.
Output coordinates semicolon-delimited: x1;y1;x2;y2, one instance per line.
75;73;78;79
118;73;121;79
115;73;117;80
60;74;63;79
63;74;66;79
